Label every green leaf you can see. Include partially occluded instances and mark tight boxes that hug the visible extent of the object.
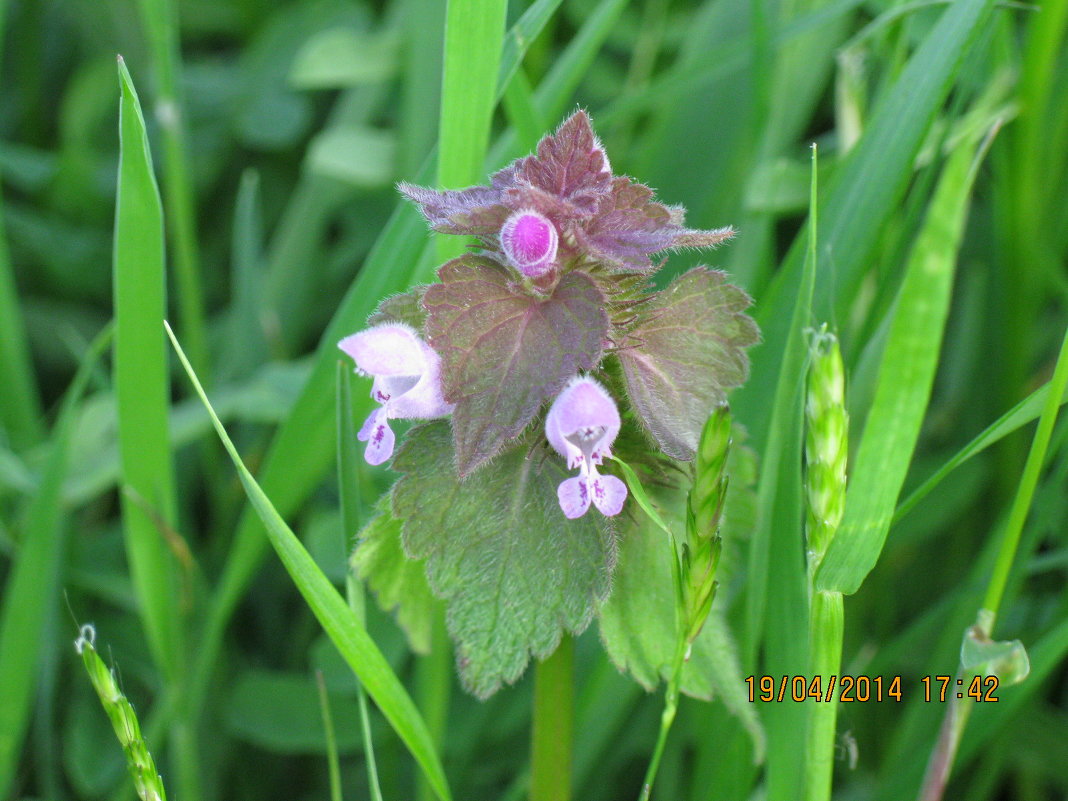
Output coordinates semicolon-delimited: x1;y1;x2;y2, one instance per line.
166;323;452;801
307;126;396;188
619;267;759;461
816;131;988;595
597;481;763;757
290;28;398;89
960;613;1030;686
606;456;674;539
113;58;182;675
391;421;615;698
425;256;608;475
352;497;442;655
367;285;431;331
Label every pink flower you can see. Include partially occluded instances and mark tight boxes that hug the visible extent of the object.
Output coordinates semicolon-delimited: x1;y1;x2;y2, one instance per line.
338;323;453;465
545;376;628;518
500;209;558;278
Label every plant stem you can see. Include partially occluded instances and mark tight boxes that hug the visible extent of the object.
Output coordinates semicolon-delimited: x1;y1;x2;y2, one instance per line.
416;618;452;801
638;632;687;801
531;635;574;801
804;589;843;801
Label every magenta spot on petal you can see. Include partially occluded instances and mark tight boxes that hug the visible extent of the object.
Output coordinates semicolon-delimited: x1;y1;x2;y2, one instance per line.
558;475;592;519
590;472;627;517
363;418;395;466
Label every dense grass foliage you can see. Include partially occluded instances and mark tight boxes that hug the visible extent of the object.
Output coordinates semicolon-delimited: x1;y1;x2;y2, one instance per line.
1;1;1067;800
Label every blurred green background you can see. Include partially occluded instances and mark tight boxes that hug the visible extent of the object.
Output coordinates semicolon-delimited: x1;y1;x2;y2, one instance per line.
1;0;1067;799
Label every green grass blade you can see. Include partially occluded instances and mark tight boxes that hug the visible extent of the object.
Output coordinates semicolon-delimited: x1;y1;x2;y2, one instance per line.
497;0;564;92
220;169;268;382
436;0;508;262
502;67;543;154
167;322;453;801
0;327;110;798
0;0;42;451
816;130;991;595
400;0;445;178
982;323;1068;623
895;376;1068;523
135;0;207;378
608;455;675;540
0;209;43;449
736;0;996;453
489;0;628;168
316;671;343;801
113;57;181;674
746;145;819;801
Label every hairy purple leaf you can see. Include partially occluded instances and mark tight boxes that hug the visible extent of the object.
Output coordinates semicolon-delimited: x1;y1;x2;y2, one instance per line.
515;110;612;212
574;177;736;272
618;267;759;459
425;255;608;475
397;182;510;236
393;421;615;698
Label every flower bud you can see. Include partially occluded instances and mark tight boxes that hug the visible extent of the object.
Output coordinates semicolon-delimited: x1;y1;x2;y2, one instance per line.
500;209;558;278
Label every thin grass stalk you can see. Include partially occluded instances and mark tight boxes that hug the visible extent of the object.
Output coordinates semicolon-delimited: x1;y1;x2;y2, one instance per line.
917;323;1068;801
531;636;574;801
416;621;453;801
136;0;208;379
316;671;344;801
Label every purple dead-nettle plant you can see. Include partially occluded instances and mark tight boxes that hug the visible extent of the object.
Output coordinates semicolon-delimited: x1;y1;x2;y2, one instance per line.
338;322;453;466
345;111;760;698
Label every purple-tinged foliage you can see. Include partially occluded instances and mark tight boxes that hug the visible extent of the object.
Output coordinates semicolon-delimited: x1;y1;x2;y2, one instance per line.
399;110;734;274
618;268;760;460
338;323;453;465
348;110;759;698
545;377;628;518
424;255;608;476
